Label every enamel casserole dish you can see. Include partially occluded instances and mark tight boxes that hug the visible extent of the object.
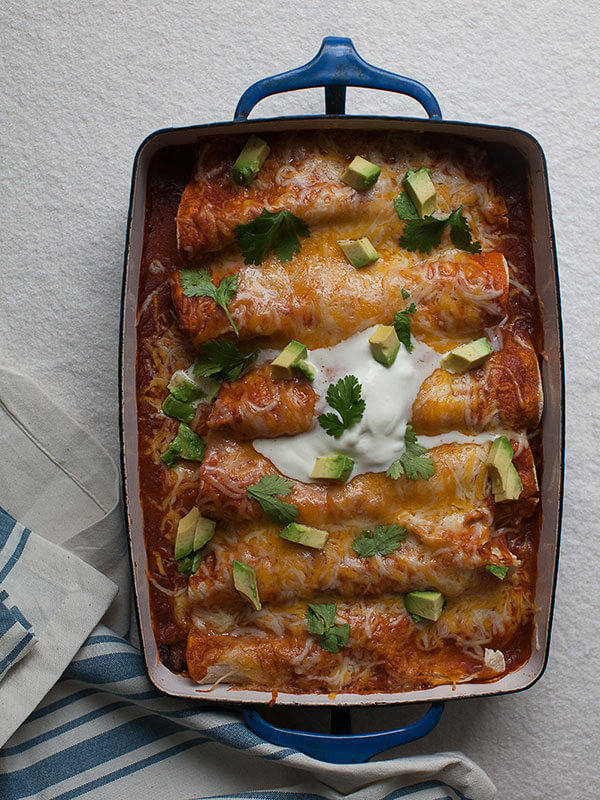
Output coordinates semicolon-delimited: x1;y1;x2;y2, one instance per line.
119;37;564;761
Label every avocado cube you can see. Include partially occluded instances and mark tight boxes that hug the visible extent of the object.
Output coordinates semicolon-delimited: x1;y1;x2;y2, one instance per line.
191;550;203;574
168;371;206;403
486;436;517;498
271;340;308;380
193;516;216;550
404;590;445;622
294;360;316;381
162;394;195;424
177;555;194;575
440;338;492;374
485;564;509;580
494;462;523;502
369;325;400;367
280;522;329;549
310;454;354;482
341;156;381;191
338;238;380;268
402;168;436;218
232;135;270;187
232;560;261;611
174;507;201;560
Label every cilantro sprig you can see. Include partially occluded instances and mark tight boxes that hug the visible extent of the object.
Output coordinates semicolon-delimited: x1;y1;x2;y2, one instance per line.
246;474;298;525
393;294;417;353
306;603;350;654
396;204;482;255
387;425;435;481
234;209;310;265
353;524;407;558
318;375;365;439
193;338;257;383
180;269;239;336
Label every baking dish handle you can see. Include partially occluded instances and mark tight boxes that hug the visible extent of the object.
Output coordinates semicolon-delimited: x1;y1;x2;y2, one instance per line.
234;36;442;120
243;702;444;764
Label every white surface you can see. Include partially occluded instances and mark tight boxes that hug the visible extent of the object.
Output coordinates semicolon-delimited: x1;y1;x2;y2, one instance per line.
1;1;599;797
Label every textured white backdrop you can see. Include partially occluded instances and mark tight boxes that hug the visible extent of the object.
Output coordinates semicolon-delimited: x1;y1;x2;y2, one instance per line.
2;1;599;797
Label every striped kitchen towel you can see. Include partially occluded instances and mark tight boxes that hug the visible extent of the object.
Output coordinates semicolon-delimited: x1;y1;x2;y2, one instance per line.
0;619;494;800
0;366;497;800
0;588;37;682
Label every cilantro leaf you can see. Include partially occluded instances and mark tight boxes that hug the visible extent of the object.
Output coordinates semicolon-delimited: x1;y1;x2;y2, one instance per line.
321;625;350;653
399;215;448;254
193;338;257;383
180;269;240;336
353;524;407;557
234;209;310;265
306;602;336;634
448;207;482;254
246;474;298;524
306;603;350;653
386;424;435;481
398;205;481;255
393;192;420;220
393;301;417;352
161;423;205;468
401;287;411;299
318;375;365;439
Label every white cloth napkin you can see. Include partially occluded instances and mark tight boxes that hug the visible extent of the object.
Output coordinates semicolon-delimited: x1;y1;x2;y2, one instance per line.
0;366;496;800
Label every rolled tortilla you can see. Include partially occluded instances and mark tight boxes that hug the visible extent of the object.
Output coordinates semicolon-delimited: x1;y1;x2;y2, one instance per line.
186;581;532;691
171;251;509;348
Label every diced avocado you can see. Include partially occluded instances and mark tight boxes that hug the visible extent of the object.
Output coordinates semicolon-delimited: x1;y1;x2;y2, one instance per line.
232;560;261;611
174;507;201;560
440;338;492;374
271;340;308;380
280;522;329;549
193;516;216;550
369;325;400;367
404;590;445;622
338;237;380;268
177;550;203;576
494;462;523;502
341;156;381;191
486;435;522;501
486;564;509;580
402;168;436;218
162;394;195;424
294;360;316;381
191;550;203;573
232;135;270;186
161;423;205;467
310;454;354;482
177;555;194;574
168;371;207;403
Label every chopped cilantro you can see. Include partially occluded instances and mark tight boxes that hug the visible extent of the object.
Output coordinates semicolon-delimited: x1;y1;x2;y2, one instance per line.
386;425;435;481
393;298;417;352
353;524;407;558
393;192;420;220
180;269;240;336
486;564;509;580
398;205;481;255
246;474;298;524
318;375;365;439
234;209;310;265
306;602;350;654
193;338;257;383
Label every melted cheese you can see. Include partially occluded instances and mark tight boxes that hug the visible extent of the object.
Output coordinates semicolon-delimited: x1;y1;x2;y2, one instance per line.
137;130;543;695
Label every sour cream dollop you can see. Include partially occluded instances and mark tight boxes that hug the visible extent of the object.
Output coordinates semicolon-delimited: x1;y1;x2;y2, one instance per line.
253;326;441;482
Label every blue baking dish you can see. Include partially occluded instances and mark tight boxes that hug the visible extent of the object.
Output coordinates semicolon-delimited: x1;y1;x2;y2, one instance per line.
119;37;564;763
